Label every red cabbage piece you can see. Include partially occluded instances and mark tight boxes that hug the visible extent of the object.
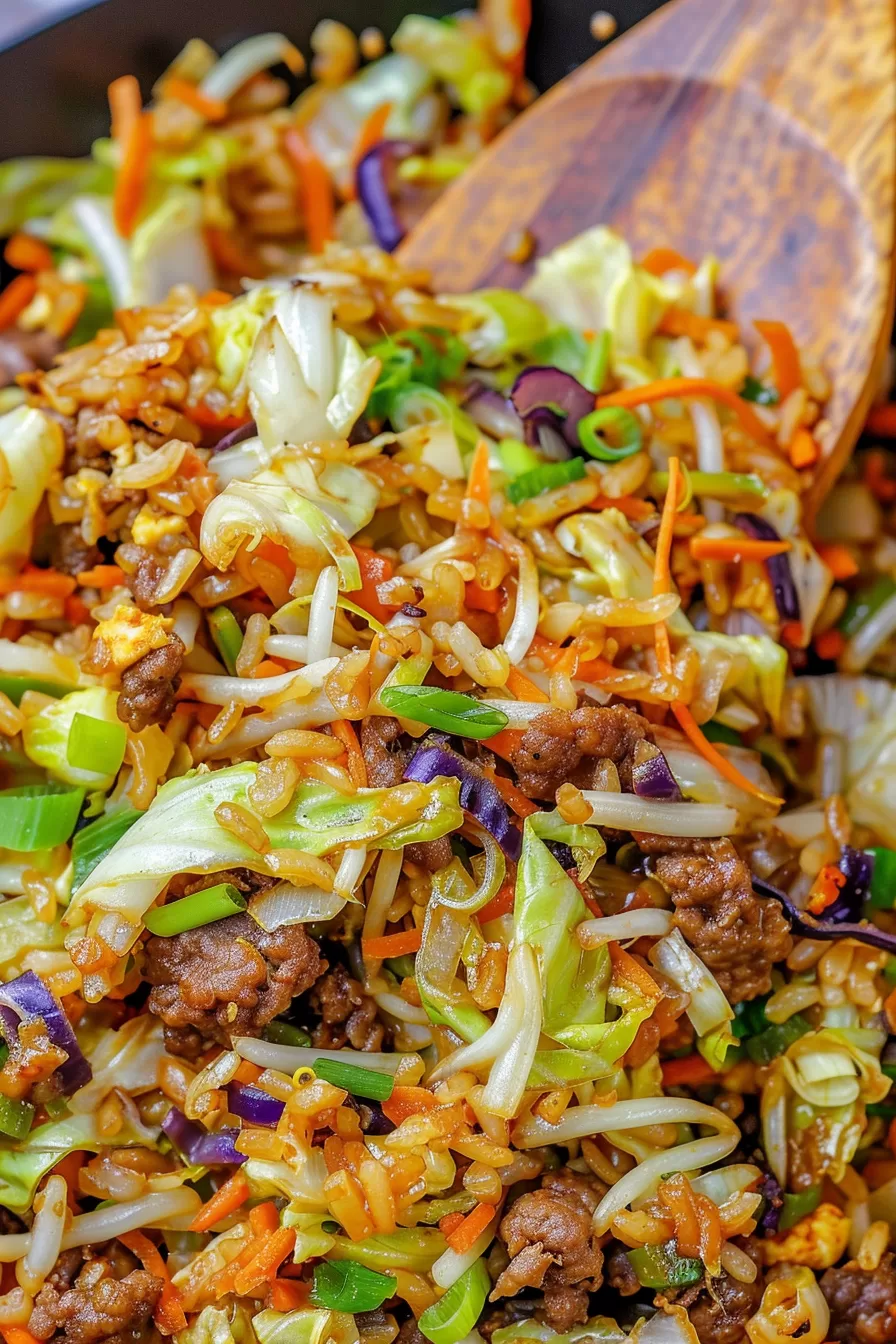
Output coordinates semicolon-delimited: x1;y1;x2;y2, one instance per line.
759;1173;783;1235
355;140;418;252
632;750;682;802
0;970;91;1096
404;737;521;861
162;1107;246;1165
510;366;594;449
753;874;896;954
733;513;800;622
226;1081;284;1128
463;383;524;441
212;419;257;453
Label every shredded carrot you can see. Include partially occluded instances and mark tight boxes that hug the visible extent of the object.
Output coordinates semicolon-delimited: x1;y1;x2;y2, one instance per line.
0;274;37;331
252;660;286;679
113;110;153;238
382;1085;440;1125
640;247;696;277
77;564;125;589
351;545;396;624
204;228;266;280
362;928;422;959
202;288;236;306
233;1059;263;1085
233;1226;297;1296
249;1201;281;1236
465;579;502;614
815;543;858;581
270;1279;310;1311
478;882;515;923
814;628;845;662
689;535;791;563
1;1329;42;1344
283;128;335;255
330;719;367;788
693;1190;723;1273
780;620;804;649
439;1212;466;1235
671;701;783;806
660;1053;716;1088
657;1174;701;1258
108;74;142;145
162;76;228;122
466;439;492;509
657;309;739;343
595;378;777;451
608;942;662;1001
347;102;393;198
789;427;819;469
866;402;896;438
0;570;76;597
652;454;680;679
505;665;549;702
4;233;53;273
588;493;655;521
488;770;538;818
484;728;524;763
446;1201;497;1253
119;1231;187;1336
807;863;847;915
754;319;802;402
188;1169;250;1233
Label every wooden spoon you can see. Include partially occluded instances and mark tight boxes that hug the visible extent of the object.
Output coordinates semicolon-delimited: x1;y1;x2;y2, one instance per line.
399;0;896;514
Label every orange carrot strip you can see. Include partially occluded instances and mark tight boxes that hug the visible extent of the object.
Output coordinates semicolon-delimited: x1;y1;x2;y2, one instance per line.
477;882;515;923
641;247;696;277
362;928;422;959
660;1054;717;1088
439;1212;466;1236
807;863;847;915
588;493;655;521
866;402;896;438
1;1329;42;1344
351;545;396;624
108;74;142;145
204;227;266;280
445;1201;497;1254
595;378;776;451
754;319;802;401
381;1085;440;1125
271;1279;310;1311
652;455;680;679
162;76;228;122
689;536;791;563
484;728;524;763
77;565;125;588
608;942;662;1002
330;720;367;788
780;620;804;648
789;427;819;469
233;1059;263;1085
466;439;492;509
0;274;37;331
284;128;335;255
814;628;845;662
347;102;393;198
488;770;538;818
465;579;502;613
0;570;76;597
657;309;739;343
249;1201;281;1236
119;1231;187;1336
505;666;549;702
671;701;783;806
188;1169;250;1233
233;1226;296;1296
657;1175;701;1259
113;111;153;238
815;543;858;581
4;233;54;273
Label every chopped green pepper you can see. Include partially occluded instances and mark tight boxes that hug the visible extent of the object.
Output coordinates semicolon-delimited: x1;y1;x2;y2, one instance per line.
840;577;896;637
702;721;743;748
866;847;896;909
626;1241;703;1290
778;1184;821;1232
745;1014;812;1065
740;375;779;406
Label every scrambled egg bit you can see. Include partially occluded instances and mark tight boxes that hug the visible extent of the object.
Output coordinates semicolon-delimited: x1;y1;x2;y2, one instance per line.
86;605;173;674
760;1201;851;1270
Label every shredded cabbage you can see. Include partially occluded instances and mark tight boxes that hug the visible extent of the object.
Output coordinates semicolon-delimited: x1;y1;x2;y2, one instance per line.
23;687;123;790
392;15;512;116
685;632;788;728
253;1309;359;1344
0;1109;158;1212
0;896;66;976
439;290;550;367
0;156;113;235
558;511;692;635
175;1303;258;1344
0;407;65;565
128;187;215;306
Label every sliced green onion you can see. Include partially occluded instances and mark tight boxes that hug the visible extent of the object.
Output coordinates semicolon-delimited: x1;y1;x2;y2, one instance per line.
44;1097;70;1120
264;1020;311;1047
740;374;779;405
577;406;643;461
0;675;73;706
418;1259;491;1344
867;1102;896;1118
581;330;611;394
385;954;417;980
311;1259;397;1312
66;712;127;776
0;783;84;851
313;1057;395;1102
506;457;586;506
71;805;141;891
626;1241;702;1290
866;847;896;909
702;721;742;748
498;438;541;479
745;1013;812;1065
840;577;896;637
650;469;768;502
208;606;243;675
732;995;770;1040
0;1094;34;1140
144;882;246;936
778;1184;821;1232
883;1061;896;1081
380;686;508;741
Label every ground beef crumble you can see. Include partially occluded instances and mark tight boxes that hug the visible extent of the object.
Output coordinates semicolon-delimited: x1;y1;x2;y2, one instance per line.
821;1254;896;1344
637;835;792;1002
492;1167;607;1331
660;1238;764;1344
509;705;649;799
359;716;451;871
143;909;325;1056
29;1246;160;1344
116;636;185;734
310;964;388;1052
50;523;103;578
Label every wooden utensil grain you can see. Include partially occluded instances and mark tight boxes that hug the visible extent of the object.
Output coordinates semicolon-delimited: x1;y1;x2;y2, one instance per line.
399;0;896;514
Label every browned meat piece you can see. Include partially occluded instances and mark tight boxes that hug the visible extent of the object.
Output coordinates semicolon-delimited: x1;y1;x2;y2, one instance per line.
639;836;792;1003
116;636;185;733
0;329;61;386
605;1244;641;1297
29;1262;160;1344
359;716;450;871
46;1249;88;1292
130;554;166;611
0;1207;24;1236
492;1166;606;1331
822;1254;896;1344
685;1271;764;1344
311;964;388;1052
50;524;103;578
395;1319;427;1344
478;1300;539;1340
144;911;325;1054
509;705;649;800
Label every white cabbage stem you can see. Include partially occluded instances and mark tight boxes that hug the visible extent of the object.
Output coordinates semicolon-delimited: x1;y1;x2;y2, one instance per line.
0;1190;200;1263
581;792;737;837
306;566;339;667
578;909;674;948
235;1036;415;1075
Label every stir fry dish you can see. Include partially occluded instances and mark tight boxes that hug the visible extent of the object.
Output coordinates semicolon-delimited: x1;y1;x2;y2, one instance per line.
2;12;896;1344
